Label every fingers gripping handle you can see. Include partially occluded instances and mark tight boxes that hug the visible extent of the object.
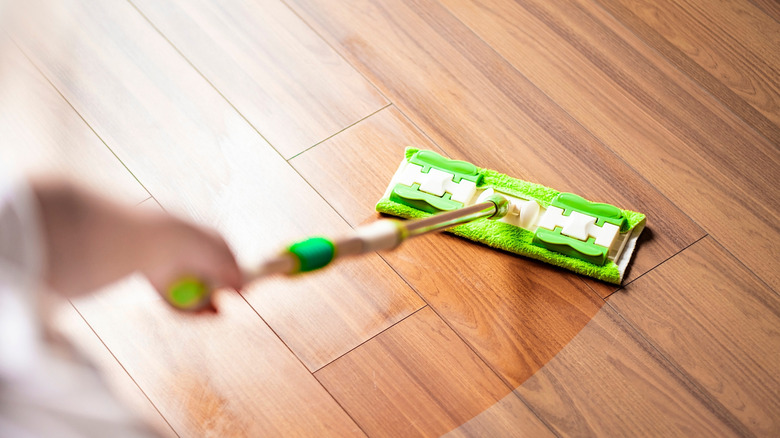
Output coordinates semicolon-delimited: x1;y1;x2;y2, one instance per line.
162;238;337;311
166;276;210;311
164;220;405;310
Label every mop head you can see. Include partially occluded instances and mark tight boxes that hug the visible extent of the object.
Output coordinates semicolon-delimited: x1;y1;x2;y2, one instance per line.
376;148;646;284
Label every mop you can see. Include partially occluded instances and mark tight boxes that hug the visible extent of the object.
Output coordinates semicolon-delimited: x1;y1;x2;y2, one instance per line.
167;149;646;310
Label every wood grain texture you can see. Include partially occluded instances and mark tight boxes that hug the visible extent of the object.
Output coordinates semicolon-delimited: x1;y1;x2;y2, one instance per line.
15;0;423;371
129;0;387;158
0;38;147;204
315;307;554;438
7;0;776;435
594;0;780;143
385;235;605;387
442;0;780;291
292;107;606;387
442;392;552;438
515;304;747;436
286;0;705;297
611;237;780;435
749;0;780;22
51;303;178;438
74;277;363;437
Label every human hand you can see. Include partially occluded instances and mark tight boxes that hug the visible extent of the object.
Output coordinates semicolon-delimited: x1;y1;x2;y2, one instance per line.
140;213;244;311
32;179;242;309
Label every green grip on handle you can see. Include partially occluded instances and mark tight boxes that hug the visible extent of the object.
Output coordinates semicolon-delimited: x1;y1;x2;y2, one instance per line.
166;276;209;310
287;237;336;273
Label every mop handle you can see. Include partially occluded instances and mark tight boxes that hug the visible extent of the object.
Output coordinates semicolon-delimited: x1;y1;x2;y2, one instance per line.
165;195;508;311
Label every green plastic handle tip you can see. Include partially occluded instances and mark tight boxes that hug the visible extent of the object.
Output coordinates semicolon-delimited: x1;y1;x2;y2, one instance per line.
167;277;209;310
287;237;336;273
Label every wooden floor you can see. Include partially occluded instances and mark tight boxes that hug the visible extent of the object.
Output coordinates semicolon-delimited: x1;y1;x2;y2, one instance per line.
2;0;778;435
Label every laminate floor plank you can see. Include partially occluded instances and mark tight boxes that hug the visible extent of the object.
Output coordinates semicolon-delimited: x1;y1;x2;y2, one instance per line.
73;277;363;437
438;0;780;291
51;303;178;438
315;307;554;438
515;304;747;437
0;37;147;203
595;0;780;143
610;237;780;436
286;0;706;298
292;107;606;388
14;0;423;373
129;0;388;158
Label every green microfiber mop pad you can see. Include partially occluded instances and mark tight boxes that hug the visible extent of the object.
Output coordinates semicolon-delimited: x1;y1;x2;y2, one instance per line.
376;148;646;284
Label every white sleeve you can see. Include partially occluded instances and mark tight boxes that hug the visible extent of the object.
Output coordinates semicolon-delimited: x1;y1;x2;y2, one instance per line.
0;171;46;379
0;171;45;291
0;173;157;437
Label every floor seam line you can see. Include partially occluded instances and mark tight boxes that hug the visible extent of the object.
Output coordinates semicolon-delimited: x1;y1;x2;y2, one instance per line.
278;0;392;105
125;0;287;163
9;34;155;204
375;252;562;438
287;103;392;161
135;196;153;206
69;302;181;438
232;291;371;437
312;305;428;372
606;233;709;297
